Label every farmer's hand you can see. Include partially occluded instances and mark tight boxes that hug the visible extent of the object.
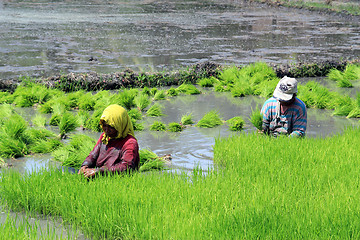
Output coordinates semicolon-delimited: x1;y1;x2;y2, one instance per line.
83;168;97;178
78;166;88;175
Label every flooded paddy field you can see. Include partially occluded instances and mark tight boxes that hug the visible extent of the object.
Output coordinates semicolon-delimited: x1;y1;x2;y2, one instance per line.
0;0;359;80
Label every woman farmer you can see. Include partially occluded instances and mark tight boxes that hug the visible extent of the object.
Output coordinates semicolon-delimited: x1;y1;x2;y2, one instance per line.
78;104;139;178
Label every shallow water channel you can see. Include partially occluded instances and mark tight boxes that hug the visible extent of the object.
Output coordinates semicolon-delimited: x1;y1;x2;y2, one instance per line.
0;0;359;79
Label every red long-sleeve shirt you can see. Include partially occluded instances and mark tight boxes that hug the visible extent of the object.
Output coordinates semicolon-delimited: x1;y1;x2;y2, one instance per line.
81;133;139;173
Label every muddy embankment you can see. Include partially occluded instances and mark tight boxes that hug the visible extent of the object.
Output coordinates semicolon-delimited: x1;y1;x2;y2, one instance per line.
1;60;360;92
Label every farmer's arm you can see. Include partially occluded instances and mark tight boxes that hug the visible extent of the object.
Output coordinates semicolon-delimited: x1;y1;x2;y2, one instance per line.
289;102;307;138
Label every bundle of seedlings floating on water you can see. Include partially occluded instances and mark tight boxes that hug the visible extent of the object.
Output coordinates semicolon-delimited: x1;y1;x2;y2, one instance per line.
181;113;194;125
327;64;360;88
249;106;263;131
128;108;144;131
31;114;48;127
12;83;53;107
112;89;138;110
147;103;164;117
59;111;79;139
166;87;178;96
226;116;245;131
0;111;62;158
176;83;201;95
153;90;166;101
138;148;167;172
135;93;151;111
167;122;183;132
149;121;166;131
52;134;97;168
197;76;217;87
196;110;223;128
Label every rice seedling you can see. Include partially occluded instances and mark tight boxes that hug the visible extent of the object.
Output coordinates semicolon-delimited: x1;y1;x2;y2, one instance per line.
32;114;47;127
147;103;163;117
196;110;223;128
327;64;360;88
84;108;104;132
181;113;194;125
12;84;53;107
59;112;78;138
0;91;13;104
150;87;158;96
153;90;166;100
128;108;143;120
135;93;151;111
197;76;217;87
166;87;178;96
231;81;253;97
138;148;166;172
297;81;338;109
78;92;96;111
176;83;201;95
0;103;15;124
226;116;245;131
131;118;144;131
168;122;183;132
249;106;263;130
52;134;96;168
112;89;137;110
150;121;166;131
142;86;151;95
29;138;63;153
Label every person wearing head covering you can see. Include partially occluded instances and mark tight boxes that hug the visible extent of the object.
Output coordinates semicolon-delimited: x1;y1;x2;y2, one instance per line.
260;76;307;137
78;104;139;178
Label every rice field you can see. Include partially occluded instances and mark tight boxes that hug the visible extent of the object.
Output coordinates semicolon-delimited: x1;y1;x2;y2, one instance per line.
1;62;360;238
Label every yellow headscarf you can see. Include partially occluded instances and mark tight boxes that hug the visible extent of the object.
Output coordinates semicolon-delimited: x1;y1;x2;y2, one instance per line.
99;104;135;144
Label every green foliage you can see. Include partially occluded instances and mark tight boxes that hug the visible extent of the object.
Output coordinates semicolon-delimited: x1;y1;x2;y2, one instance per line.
32;114;47;127
59;112;78;137
249;107;263;130
150;121;166;131
78;92;96;111
197;110;223;128
113;89;137;110
138;148;166;172
181;113;194;125
52;134;97;168
166;87;178;96
153;90;166;100
226;116;245;131
297;81;338;109
84;108;105;132
176;83;201;95
147;104;163;117
150;87;158;96
128;108;143;121
135;93;151;111
197;77;217;87
327;64;360;88
168;122;183;132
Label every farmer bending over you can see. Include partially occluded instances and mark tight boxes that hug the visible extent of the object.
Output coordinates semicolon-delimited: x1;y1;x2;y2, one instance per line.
261;76;307;137
78;104;139;178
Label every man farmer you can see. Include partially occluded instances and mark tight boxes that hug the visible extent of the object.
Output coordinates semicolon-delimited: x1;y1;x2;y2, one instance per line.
260;76;307;137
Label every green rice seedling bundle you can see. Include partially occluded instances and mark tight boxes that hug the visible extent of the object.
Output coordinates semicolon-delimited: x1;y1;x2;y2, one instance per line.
197;76;217;87
327;64;360;88
153;90;166;100
297;81;339;109
142;86;151;95
150;121;166;131
168;122;183;132
138;148;166;172
332;95;354;116
59;112;78;138
0;91;13;104
12;84;53;107
32;114;47;127
112;89;137;110
0;103;15;124
252;78;278;98
128;108;143;120
166;87;178;96
176;83;201;95
52;134;96;168
231;81;253;97
249;107;263;130
135;93;151;111
180;113;194;125
214;80;231;92
346;93;360;118
131;118;144;131
29;138;63;153
226;116;245;131
217;66;240;85
150;87;158;96
78;92;96;111
196;110;223;128
84;107;106;132
76;110;90;128
147;103;163;117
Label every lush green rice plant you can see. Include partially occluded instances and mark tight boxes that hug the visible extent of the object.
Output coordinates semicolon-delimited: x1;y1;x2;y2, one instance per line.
226;116;245;131
197;77;217;87
150;121;166;131
168;122;183;132
150;87;158;96
84;106;106;132
32;114;47;127
29;138;63;153
59;112;78;138
142;86;151;95
13;84;53;107
0;91;14;104
52;134;97;168
327;64;360;88
128;108;143;120
0;103;15;124
196;110;223;128
153;90;166;100
147;103;163;117
166;87;178;96
78;92;96;111
332;96;354;116
181;113;194;125
249;107;263;130
112;89;137;110
131;118;144;131
138;148;166;172
231;81;253;97
297;81;338;109
135;93;151;111
176;83;201;95
214;81;231;92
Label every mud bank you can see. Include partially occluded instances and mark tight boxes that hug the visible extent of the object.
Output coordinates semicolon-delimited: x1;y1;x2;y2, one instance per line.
1;60;359;92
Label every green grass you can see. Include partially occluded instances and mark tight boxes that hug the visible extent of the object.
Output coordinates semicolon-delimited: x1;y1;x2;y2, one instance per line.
196;110;223;128
249;107;263;130
149;121;166;131
3;127;360;239
226;116;245;131
180;113;194;125
168;122;183;132
147;103;164;117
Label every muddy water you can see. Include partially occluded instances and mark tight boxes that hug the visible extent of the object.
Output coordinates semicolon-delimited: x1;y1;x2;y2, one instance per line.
0;0;359;79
